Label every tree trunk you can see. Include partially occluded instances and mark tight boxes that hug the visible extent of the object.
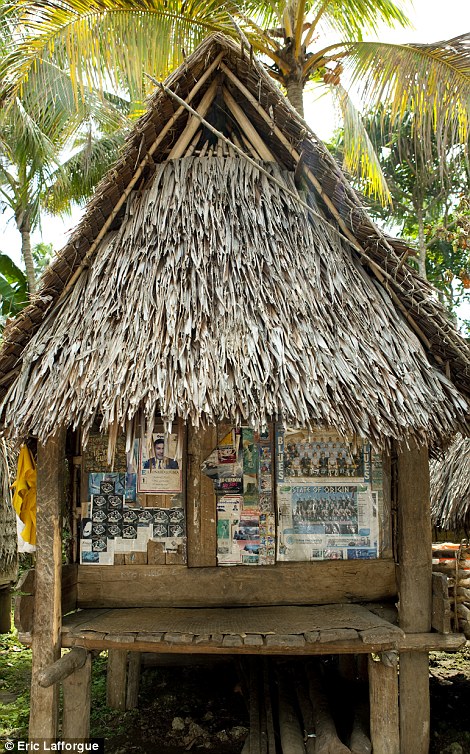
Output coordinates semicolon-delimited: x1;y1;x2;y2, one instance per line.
20;219;37;296
416;204;427;280
286;78;304;118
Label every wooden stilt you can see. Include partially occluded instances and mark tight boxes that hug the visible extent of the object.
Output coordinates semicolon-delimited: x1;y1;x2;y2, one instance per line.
62;652;92;739
349;701;371;754
277;668;305;754
368;653;399;754
397;439;432;754
294;672;316;754
126;652;141;710
29;429;65;743
106;649;128;710
263;660;276;754
248;659;262;754
306;663;350;754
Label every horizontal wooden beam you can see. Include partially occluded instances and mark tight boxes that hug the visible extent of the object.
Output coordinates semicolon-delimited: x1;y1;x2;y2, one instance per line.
60;631;466;655
38;647;88;688
77;560;397;609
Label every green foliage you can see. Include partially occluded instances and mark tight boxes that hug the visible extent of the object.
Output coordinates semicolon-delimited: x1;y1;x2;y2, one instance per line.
0;253;28;322
328;109;470;324
0;630;31;740
32;242;54;276
2;1;469;204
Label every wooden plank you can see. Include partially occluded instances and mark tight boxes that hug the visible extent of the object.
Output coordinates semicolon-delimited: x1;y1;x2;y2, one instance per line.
368;653;399;754
16;564;77;619
147;541;166;565
185;423;217;567
14;593;35;634
62;564;78;615
0;587;11;633
62;651;92;739
77;559;397;607
106;649;127;710
397;439;432;754
29;429;65;742
432;572;452;633
126;652;141;710
124;552;148;565
16;568;35;594
60;630;465;654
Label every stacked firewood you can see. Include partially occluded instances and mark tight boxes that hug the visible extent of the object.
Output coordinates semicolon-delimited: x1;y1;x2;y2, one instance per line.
238;657;371;754
432;541;470;638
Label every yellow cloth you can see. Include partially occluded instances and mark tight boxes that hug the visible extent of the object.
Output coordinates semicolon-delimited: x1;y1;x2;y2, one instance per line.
11;445;37;546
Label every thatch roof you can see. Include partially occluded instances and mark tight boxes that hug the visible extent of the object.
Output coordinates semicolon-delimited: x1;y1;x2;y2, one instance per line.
0;440;17;585
0;33;468;452
431;435;470;530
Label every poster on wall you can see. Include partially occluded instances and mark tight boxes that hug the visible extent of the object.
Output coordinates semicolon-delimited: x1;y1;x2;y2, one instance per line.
276;427;380;562
136;429;183;494
204;427;275;566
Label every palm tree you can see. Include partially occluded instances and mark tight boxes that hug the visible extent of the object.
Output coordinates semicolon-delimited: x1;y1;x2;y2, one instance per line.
0;53;128;294
2;1;470;203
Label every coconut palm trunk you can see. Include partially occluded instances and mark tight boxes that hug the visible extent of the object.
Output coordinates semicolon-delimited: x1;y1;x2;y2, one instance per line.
286;76;305;118
16;212;36;295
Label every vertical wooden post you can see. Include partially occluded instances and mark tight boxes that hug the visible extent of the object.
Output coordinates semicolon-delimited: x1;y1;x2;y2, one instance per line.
126;652;141;710
186;423;217;567
62;652;92;739
29;429;65;744
106;649;128;710
368;652;399;754
397;438;432;754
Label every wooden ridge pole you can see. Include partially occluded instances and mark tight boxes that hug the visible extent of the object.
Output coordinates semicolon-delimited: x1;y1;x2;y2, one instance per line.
29;428;66;745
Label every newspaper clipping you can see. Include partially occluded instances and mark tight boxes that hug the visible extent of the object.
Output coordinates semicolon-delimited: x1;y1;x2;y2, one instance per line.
276;427;379;561
203;427;275;566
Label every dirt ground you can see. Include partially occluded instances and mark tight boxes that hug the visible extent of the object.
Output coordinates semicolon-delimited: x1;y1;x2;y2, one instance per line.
88;648;470;754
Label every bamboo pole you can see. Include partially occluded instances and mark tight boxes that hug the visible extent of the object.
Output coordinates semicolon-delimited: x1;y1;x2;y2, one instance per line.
222;87;275;161
169;76;221;159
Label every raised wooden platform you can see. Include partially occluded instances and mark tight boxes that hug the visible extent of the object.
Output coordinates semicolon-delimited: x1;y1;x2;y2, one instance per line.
48;605;466;655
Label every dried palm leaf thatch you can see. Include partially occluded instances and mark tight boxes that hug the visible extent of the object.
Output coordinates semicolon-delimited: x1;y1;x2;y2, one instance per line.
1;156;467;452
0;439;17;585
431;435;470;530
0;33;468;454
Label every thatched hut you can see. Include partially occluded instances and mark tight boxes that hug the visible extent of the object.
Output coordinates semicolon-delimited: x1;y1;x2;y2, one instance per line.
0;440;16;631
431;434;470;532
1;33;469;753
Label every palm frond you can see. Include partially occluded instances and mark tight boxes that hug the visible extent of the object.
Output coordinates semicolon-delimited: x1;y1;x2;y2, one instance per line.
1;0;235;104
314;0;410;42
45;130;127;214
0;98;57;174
335;84;391;205
344;35;470;156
